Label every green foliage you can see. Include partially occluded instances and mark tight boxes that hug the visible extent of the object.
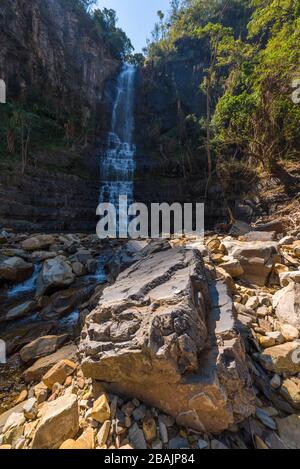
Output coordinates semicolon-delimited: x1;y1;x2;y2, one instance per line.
92;8;133;59
146;0;300;178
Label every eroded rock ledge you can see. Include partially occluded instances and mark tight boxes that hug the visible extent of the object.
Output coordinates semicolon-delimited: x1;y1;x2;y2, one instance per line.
80;246;255;433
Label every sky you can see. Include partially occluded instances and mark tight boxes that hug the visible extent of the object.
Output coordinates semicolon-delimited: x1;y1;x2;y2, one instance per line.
96;0;171;52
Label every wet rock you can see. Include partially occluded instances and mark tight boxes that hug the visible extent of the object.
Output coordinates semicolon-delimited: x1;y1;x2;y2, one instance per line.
21;235;56;252
0;301;37;323
72;262;86;277
0;256;34;283
36;256;75;295
31;394;79;449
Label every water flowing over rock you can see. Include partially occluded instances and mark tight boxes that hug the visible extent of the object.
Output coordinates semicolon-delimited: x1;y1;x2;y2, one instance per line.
80;246;255;433
36;256;75;296
0;257;34;283
99;64;136;221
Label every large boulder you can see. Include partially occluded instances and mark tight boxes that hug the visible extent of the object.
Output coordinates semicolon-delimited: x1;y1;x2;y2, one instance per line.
21;235;55;252
273;283;300;330
31;394;79;449
0;256;34;283
221;240;279;286
80;247;255;433
36;256;75;295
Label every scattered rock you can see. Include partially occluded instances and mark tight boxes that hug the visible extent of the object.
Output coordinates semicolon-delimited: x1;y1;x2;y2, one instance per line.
42;359;77;389
280;324;299;341
22;235;55;252
255;408;277;430
279;271;300;287
257;342;300;375
273;283;300;329
280;379;300;409
23;398;38;420
97;421;110;447
222;240;279;286
91;394;111;423
210;439;229;450
0;256;34;282
277;414;300;449
168;436;189;449
23;344;78;383
129;423;147;449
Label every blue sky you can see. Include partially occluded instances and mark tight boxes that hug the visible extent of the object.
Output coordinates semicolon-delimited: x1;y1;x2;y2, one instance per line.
96;0;171;52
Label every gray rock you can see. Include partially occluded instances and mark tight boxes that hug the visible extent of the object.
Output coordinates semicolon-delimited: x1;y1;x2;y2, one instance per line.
0;256;34;282
255;408;277;431
129;423;147;449
80;247;255;433
168;436;189;449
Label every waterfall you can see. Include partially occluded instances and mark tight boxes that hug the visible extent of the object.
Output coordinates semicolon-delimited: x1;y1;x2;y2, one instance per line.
100;64;136;208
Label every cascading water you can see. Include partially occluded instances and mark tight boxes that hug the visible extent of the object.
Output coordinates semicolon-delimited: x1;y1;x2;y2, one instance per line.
100;63;136;209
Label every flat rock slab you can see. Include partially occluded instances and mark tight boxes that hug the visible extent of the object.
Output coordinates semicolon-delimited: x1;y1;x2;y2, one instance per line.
80;247;255;433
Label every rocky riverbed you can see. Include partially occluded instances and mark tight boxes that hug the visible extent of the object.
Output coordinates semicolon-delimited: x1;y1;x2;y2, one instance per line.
1;220;300;449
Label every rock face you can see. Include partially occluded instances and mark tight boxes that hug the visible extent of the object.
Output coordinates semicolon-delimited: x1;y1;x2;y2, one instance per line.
80;247;255;433
0;0;119;232
273;283;300;330
0;0;118;125
222;241;279;286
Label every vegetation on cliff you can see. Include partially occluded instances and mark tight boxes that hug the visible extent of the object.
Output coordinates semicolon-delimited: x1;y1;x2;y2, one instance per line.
0;0;131;172
144;0;300;195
